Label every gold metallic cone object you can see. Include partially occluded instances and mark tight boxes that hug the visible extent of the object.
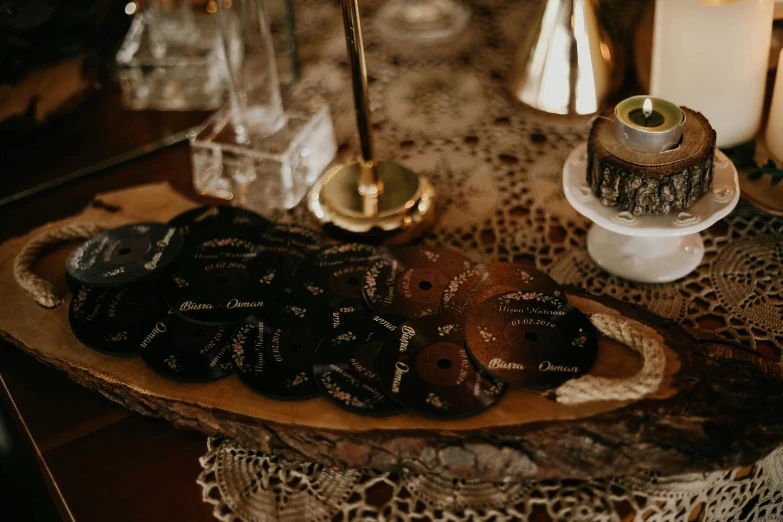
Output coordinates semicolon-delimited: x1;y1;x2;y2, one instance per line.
307;0;436;244
509;0;616;116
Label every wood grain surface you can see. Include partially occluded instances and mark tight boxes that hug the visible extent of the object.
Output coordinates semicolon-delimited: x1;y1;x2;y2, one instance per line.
0;183;781;482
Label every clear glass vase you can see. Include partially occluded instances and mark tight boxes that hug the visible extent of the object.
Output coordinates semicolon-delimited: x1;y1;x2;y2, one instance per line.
116;0;227;110
189;0;337;215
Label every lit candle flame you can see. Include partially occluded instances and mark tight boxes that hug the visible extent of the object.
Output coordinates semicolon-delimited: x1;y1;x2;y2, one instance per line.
643;98;653;118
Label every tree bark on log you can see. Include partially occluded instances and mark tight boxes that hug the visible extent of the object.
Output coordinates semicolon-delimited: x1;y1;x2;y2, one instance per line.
587;108;716;215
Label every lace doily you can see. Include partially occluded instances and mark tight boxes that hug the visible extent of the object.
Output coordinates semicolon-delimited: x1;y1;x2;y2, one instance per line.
288;0;783;354
199;438;783;522
198;0;783;518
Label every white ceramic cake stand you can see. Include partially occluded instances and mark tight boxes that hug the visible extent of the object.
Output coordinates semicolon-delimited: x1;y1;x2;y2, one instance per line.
562;143;739;283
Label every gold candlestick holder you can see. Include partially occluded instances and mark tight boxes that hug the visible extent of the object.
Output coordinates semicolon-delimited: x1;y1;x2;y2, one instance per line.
307;0;435;244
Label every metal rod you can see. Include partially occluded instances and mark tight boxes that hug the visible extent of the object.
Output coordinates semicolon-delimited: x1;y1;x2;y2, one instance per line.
340;0;382;198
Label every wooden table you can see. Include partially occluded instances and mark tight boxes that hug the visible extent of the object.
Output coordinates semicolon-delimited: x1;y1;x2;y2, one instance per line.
0;144;218;522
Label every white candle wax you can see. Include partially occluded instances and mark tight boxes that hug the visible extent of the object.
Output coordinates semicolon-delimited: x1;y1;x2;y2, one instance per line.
651;0;774;148
766;50;783;162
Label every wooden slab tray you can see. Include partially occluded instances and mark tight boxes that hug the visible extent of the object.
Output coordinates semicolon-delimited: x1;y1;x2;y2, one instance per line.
1;183;781;481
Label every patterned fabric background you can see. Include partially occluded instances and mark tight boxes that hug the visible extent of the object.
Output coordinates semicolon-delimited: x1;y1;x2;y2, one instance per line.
201;0;783;520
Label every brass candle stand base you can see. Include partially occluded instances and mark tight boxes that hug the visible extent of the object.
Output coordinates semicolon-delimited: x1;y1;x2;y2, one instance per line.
308;0;437;245
308;161;435;245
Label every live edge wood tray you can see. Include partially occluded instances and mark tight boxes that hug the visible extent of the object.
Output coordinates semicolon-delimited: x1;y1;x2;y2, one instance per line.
1;184;782;482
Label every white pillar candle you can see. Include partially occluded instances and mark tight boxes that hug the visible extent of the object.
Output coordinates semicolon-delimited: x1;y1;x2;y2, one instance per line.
766;50;783;162
651;0;775;148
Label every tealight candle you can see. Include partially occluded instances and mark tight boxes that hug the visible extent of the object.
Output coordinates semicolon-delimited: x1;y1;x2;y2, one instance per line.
614;95;685;153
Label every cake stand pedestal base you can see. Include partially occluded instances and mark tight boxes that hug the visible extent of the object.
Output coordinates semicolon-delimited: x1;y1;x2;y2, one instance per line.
586;225;704;283
563;143;740;284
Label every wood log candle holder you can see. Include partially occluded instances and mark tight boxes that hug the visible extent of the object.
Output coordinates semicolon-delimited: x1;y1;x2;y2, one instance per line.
586;108;716;216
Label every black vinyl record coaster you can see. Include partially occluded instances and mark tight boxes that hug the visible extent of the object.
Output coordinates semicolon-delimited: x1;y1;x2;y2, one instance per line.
168;205;269;244
229;301;345;400
66;223;184;287
363;245;472;321
69;283;166;356
163;250;284;326
441;262;566;321
293;243;382;310
65;270;81;294
190;236;266;260
377;315;506;419
189;235;307;285
258;224;326;254
464;292;598;387
137;312;234;382
276;289;368;322
255;224;329;290
314;315;404;416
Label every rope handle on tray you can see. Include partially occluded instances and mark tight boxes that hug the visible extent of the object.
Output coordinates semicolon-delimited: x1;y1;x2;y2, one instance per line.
551;313;666;404
13;222;107;309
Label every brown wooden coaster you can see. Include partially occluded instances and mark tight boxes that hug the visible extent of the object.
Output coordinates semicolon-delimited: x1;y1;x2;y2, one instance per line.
363;245;472;321
587;107;716;215
465;292;597;387
376;315;506;419
440;262;566;321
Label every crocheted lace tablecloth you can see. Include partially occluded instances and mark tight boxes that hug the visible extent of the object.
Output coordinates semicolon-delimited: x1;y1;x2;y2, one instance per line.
197;0;783;520
199;438;783;522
